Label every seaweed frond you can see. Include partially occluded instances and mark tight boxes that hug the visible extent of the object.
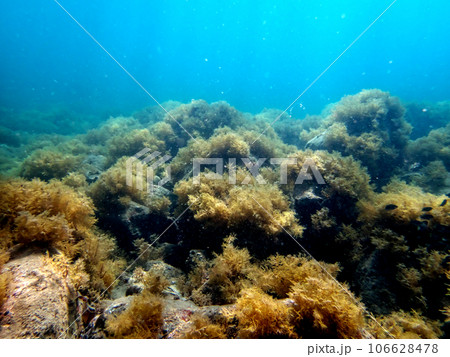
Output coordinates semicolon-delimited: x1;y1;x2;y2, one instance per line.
229;287;296;338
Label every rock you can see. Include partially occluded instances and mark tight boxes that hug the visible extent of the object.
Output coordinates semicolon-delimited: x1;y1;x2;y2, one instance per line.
294;187;325;221
185;250;208;271
162;295;199;338
164;303;231;339
82;154;107;183
157;243;189;270
102;297;132;318
117;200;177;249
196;304;229;325
125;285;143;296
305;130;328;150
145;260;184;284
79;296;133;339
83;289;198;338
0;249;73;338
110;260;184;300
294;187;323;203
150;185;173;200
120;200;151;239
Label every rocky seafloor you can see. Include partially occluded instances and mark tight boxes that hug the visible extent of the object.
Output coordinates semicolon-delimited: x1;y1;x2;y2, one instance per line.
0;89;449;339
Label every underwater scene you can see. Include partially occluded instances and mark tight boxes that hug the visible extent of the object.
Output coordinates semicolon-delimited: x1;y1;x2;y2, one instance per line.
0;0;449;340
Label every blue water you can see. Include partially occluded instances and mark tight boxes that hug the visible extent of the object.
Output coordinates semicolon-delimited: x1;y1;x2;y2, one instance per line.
1;0;449;129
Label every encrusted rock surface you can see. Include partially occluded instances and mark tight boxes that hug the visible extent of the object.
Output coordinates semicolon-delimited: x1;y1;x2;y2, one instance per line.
0;249;72;338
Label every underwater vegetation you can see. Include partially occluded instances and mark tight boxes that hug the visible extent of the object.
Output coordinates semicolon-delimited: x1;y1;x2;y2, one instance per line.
106;270;168;338
162;100;246;140
0;250;9;311
407;123;450;172
0;89;449;339
0;178;125;296
368;311;442;339
176;237;367;339
301;89;412;187
174;170;303;255
169;237;364;339
20;149;81;181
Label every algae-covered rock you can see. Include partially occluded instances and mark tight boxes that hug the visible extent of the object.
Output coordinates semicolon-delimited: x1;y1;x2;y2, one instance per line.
301;89;411;186
0;249;73;338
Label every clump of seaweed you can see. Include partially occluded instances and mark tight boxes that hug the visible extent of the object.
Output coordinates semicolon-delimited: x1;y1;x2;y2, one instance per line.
255;254;340;299
444;266;450;322
407;123;450;171
0;178;95;255
106;128;167;165
344;179;450;316
330;89;407;140
302;89;411;185
61;172;88;191
81;231;126;292
0;250;10;310
150;121;181;155
164;100;245;140
410;160;449;194
368;311;442;339
106;270;166;338
285;150;372;201
170;125;295;181
288;277;365;338
0;178;125;294
310;207;337;231
174;168;303;248
358;179;450;227
83;116;142;147
353;225;448;314
239;128;296;158
184;236;256;305
229;287;295;338
141;268;170;295
180;313;227;339
180;234;367;339
106;291;164;339
213;253;366;339
19;149;81;181
132;238;165;264
88;157;171;217
203;236;256;304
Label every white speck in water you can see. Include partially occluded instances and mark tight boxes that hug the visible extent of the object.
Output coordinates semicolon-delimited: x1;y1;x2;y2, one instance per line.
422;108;428;112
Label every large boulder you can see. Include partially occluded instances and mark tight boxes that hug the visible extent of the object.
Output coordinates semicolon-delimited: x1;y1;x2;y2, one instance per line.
0;249;73;338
